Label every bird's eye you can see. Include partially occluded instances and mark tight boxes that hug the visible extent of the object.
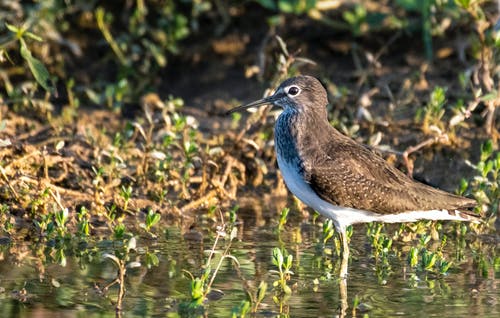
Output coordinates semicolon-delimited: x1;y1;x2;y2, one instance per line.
287;86;300;96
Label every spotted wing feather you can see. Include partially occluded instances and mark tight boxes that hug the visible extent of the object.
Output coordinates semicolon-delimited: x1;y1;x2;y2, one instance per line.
301;130;477;214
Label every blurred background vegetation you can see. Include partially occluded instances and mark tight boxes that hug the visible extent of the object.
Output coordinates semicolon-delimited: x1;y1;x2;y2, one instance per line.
1;0;499;119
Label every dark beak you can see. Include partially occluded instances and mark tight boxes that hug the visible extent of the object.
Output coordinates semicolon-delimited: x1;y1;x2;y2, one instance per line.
226;92;283;115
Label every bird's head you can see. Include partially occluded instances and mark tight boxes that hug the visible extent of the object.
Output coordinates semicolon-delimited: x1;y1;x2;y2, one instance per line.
227;75;328;116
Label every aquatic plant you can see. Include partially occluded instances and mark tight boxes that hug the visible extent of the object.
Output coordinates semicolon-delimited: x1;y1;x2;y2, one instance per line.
366;223;393;283
270;247;293;295
182;212;239;310
278;207;289;232
97;237;140;312
407;234;452;275
143;208;161;233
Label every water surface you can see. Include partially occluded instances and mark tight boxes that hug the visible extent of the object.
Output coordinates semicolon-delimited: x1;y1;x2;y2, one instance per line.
0;214;498;317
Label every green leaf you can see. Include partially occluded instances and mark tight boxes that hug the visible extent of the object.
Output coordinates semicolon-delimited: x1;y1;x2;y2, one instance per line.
146;252;160;268
285;254;293;269
454;0;471;9
272;247;283;267
257;281;267;302
5;22;20;34
458;178;468;195
256;0;277;10
397;0;420;11
408;246;419;267
424;252;437;270
191;278;204;300
480;91;498;102
19;39;54;93
482;160;493;177
480;140;493;161
142;39;166;67
283;284;292;294
343;11;357;25
278;0;295;13
24;31;43;42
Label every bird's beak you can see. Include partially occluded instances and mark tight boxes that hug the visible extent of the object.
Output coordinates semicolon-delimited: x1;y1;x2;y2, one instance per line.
226;92;284;115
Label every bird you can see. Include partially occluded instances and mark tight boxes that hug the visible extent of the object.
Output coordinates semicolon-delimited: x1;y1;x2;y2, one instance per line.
227;75;479;278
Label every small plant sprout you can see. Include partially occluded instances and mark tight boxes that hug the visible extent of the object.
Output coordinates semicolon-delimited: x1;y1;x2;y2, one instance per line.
4;23;55;93
270;247;294;295
183;211;239;308
55;246;67;267
407;246;418;267
278;207;289;232
98;237;140;313
232;299;250;318
366;223;393;283
322;219;335;245
463;140;499;219
142;208;161;235
76;206;90;236
333;225;353;257
407;234;452;274
416;86;447;134
54;207;69;236
235;280;267;317
119;185;133;211
253;281;268;313
229;204;238;224
114;223;126;240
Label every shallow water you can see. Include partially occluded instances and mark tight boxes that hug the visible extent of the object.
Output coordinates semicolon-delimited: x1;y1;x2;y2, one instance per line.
0;215;498;318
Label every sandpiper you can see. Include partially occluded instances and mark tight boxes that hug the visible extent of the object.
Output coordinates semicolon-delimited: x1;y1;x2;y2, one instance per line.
228;75;479;278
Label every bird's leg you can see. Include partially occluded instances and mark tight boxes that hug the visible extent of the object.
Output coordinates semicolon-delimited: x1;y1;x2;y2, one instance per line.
338;229;349;317
339;229;349;279
339;275;348;318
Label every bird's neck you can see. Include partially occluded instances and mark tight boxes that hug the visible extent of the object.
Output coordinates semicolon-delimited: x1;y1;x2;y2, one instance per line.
275;108;332;164
274;110;300;164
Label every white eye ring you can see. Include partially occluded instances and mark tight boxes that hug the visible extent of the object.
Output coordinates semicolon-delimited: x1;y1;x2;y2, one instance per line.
285;85;301;97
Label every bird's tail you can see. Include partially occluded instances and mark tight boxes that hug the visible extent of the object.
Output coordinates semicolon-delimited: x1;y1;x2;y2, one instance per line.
447;209;482;224
375;209;482;224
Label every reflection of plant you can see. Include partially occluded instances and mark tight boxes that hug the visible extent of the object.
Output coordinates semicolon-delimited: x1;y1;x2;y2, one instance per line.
182;213;239;311
322;218;335;245
97;237;139;312
232;282;267;317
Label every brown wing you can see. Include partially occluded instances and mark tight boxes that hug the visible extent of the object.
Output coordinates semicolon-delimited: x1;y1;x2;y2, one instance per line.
301;131;476;214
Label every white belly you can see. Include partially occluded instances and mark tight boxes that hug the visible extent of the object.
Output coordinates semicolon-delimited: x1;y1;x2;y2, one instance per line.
276;154;378;230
